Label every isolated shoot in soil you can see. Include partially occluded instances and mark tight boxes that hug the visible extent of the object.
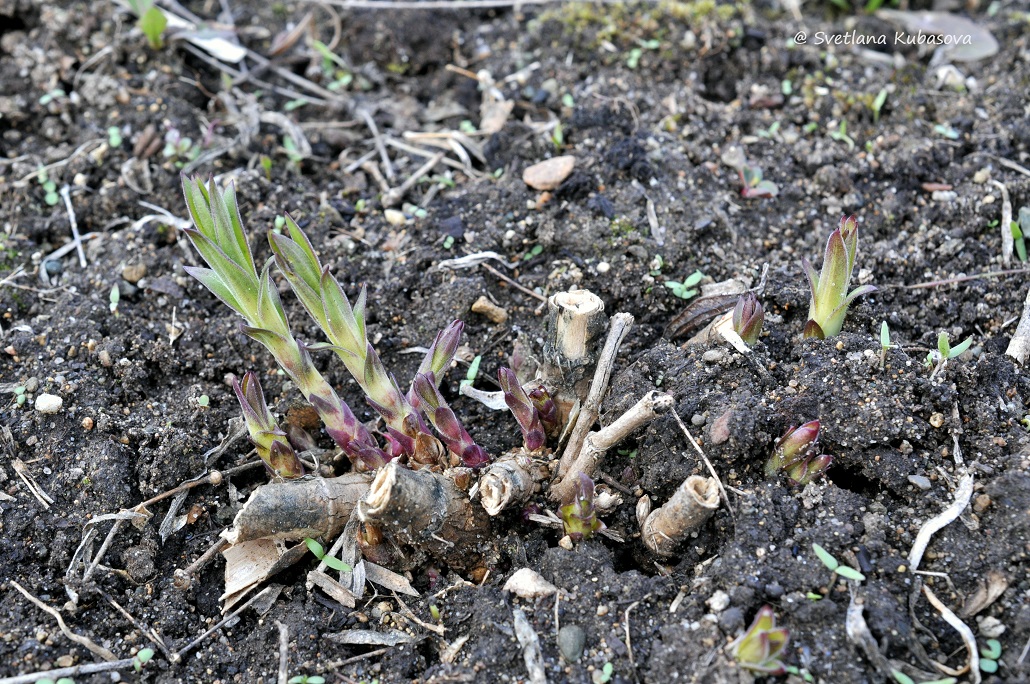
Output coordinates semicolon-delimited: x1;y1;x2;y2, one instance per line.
802;215;877;339
924;331;973;378
730;605;789;675
498;367;547;452
412;372;489;468
732;293;765;346
812;542;865;581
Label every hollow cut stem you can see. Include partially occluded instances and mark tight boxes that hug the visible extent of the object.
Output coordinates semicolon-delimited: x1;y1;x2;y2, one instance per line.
640;475;720;556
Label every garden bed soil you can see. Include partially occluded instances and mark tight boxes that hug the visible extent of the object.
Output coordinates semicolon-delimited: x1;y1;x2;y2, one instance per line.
1;1;1029;683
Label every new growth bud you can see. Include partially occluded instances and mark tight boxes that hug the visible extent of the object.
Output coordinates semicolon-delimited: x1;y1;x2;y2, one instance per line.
498;368;547;452
802;215;877;339
766;420;831;485
732;292;765;346
232;371;304;479
412;373;489;468
559;473;604;541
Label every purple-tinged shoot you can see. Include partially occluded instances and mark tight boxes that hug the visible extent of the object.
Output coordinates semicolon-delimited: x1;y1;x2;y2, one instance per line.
412;372;489;468
498;368;547;452
801;215;877;339
181;176;386;470
766;420;820;477
786;453;832;486
730;605;790;675
527;386;558;434
559;473;604;541
732;293;765;346
232;371;304;479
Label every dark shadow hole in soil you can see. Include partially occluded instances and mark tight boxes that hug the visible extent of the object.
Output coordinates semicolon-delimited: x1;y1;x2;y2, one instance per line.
0;13;27;36
825;463;881;498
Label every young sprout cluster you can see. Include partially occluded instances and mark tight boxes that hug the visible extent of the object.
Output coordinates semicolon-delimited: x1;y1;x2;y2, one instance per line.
181;176;480;475
802;215;877;339
730;605;790;675
766;420;831;486
498;368;557;452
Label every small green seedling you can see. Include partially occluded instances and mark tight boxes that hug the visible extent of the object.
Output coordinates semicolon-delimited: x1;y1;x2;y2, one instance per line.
891;671;956;684
781;80;793;96
664;270;704;300
730;605;789;675
429;604;441;620
979;638;1002;673
196;395;210;408
871;88;888;123
626;38;660;69
33;678;76;684
879;321;894;367
259;155;273;179
733;293;764;346
107;126;124;148
523;244;543;261
738;164;779;198
303;538;351;573
443;235;455;249
756;121;781;140
288;676;325;684
924;332;973;378
934;123;960;140
109;284;120;315
38;88;66;106
561;93;575;108
36;168;59;206
784;665;815;682
812;542;865;581
284;98;308;112
593;662;614;684
460;355;482;390
132;647;155;673
830;120;855;150
127;0;167;49
282;135;304;166
1012;206;1029;262
552;121;564;151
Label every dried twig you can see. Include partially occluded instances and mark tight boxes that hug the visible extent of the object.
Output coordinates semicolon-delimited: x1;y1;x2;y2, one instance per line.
1006;286;1030;364
10;581;117;661
671;411;734;516
276;621;290;684
992;180;1013;265
511;608;546;684
0;657;141;684
12;459;53;509
58;186;87;268
382;151;445;207
922;584;980;682
359;109;395;180
907;472;974;572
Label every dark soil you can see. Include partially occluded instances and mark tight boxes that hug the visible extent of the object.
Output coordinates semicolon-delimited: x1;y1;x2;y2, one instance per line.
1;1;1029;683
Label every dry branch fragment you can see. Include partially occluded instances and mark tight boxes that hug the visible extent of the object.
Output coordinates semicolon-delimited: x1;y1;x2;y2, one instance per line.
551;391;674;502
512;608;547;684
640;476;720;556
223;473;370;545
357;462;491;572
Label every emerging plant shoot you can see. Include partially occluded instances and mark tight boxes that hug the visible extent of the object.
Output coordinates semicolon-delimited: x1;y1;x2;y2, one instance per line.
802;215;877;339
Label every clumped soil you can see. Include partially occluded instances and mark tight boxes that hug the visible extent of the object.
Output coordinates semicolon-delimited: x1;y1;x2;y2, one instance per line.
1;1;1029;683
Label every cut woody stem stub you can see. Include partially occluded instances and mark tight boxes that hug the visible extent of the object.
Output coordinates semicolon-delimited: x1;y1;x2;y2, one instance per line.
639;475;720;556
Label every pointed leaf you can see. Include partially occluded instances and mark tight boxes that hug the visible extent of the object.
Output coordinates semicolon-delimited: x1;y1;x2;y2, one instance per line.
949;336;973;359
219;181;257;276
417;321;463;380
803;319;825;339
835;565;865;582
183;229;259;316
320;268;364;354
182;176;215;238
304;538;325;558
812;543;840;571
183;266;242;315
269;232;326;329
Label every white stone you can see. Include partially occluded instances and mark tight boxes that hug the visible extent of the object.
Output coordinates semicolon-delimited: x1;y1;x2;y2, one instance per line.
503;568;558;599
523;155;576;190
35;393;63;414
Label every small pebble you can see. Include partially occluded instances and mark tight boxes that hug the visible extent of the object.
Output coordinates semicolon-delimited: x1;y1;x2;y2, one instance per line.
973;493;991;513
907;475;932;491
596;261;610;274
122;263;147;284
978;616;1006;638
384;209;407;226
691;413;706;427
929;413;945;428
706;590;730;612
81;417;94;430
56;655;75;668
596;604;609;617
557;624;586;662
24;377;39;393
35;393;63;414
558;535;574;550
471;296;508;324
522;155;576;190
702;349;726;363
